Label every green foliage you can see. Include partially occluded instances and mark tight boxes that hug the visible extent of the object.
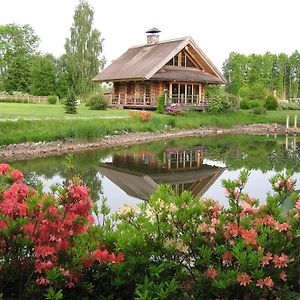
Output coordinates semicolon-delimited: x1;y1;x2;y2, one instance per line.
278;101;300;110
264;95;278;110
223;51;300;100
240;99;264;110
0;24;39;93
65;0;105;96
86;93;108;110
156;93;165;114
208;93;232;114
48;95;57;105
30;54;57;96
252;106;267;115
64;89;77;114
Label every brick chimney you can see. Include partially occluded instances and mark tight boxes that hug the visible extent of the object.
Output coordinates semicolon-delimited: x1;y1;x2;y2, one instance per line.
146;27;161;45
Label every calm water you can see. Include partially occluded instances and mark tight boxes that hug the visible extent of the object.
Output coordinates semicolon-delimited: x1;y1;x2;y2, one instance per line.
10;134;300;212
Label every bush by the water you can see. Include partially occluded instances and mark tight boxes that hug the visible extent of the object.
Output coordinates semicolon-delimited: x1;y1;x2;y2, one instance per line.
86;93;108;110
264;95;278;110
206;85;234;113
47;95;57;105
1;164;299;299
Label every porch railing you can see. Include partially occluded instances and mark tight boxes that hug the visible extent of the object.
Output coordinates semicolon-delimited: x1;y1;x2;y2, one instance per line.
106;93;211;108
166;94;211;108
107;93;158;106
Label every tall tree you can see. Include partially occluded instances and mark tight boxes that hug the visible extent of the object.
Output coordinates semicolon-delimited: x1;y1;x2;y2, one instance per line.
0;24;39;92
65;0;104;97
29;54;57;96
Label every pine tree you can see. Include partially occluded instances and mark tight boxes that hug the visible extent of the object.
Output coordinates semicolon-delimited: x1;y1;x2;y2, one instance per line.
65;89;77;114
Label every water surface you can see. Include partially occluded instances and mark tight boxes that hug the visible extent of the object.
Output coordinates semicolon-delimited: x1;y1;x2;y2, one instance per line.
10;134;300;211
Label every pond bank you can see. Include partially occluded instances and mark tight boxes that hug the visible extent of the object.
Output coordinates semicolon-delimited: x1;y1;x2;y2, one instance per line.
0;123;291;162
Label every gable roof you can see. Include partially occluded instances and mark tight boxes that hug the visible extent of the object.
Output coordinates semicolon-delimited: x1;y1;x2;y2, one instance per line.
93;36;226;83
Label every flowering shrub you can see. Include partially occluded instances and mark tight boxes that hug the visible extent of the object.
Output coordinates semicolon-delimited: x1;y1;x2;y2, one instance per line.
0;163;124;299
128;110;152;122
165;103;183;115
114;170;300;299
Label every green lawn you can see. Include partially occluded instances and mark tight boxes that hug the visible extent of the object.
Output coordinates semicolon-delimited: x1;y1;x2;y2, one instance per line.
0;102;299;146
0;102;129;120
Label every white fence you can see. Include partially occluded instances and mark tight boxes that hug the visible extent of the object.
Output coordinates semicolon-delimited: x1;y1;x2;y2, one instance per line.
0;94;49;104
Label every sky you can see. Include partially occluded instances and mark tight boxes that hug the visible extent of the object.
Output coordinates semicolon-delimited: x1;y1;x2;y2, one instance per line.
1;0;299;71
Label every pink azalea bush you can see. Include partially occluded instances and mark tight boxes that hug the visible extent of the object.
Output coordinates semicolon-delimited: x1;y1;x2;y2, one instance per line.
0;163;124;299
114;170;300;299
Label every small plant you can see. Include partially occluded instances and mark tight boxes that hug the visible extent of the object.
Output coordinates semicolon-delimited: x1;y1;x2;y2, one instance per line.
128;110;152;122
64;89;77;114
252;106;267;115
86;93;108;110
47;95;57;105
165;103;182;115
264;95;278;110
156;93;165;114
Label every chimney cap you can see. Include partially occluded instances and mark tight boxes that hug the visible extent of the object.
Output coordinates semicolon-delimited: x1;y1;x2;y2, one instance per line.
145;27;161;34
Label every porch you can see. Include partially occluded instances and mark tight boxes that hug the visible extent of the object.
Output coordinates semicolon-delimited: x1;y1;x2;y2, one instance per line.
106;93;211;110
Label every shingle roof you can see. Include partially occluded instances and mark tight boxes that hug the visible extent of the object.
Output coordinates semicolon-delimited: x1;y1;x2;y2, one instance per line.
93;36;226;83
152;66;223;83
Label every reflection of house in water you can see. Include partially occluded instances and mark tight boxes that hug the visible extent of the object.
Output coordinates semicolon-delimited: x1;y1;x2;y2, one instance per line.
99;147;224;200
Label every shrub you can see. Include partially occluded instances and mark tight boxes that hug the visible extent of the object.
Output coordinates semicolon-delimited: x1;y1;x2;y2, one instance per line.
64;89;77;114
0;163;124;299
114;170;300;299
128;110;152;122
156;93;165;114
278;101;300;110
165;103;183;115
264;95;278;110
86;93;108;110
240;99;264;110
252;106;267;115
47;95;57;105
240;83;269;101
208;94;232;113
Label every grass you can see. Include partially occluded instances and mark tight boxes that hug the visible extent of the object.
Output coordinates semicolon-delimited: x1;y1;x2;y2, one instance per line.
0;102;298;146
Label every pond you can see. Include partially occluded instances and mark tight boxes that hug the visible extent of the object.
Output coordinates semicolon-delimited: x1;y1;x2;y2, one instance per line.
10;134;300;212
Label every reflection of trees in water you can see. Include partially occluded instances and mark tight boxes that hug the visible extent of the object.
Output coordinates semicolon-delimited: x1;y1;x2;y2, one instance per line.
11;149;110;202
10;134;300;201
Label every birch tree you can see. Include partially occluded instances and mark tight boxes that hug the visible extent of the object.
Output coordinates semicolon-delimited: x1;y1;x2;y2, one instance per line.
65;0;104;97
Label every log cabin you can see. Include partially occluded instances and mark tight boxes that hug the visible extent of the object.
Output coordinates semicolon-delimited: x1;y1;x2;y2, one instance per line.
93;28;226;110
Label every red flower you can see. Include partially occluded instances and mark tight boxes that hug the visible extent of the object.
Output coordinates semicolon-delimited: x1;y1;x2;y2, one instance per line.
237;273;252;286
36;277;50;286
93;249;110;263
256;278;264;288
0;163;10;174
10;169;24;182
222;251;233;265
274;254;289;268
204;268;218;279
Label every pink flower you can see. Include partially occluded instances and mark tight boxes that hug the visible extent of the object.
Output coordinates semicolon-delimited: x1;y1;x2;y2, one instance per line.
295;199;300;209
279;271;287;282
0;163;10;174
274;254;289;268
36;277;50;286
262;252;273;266
256;278;265;288
241;201;257;214
10;169;24;182
237;272;252;286
275;222;290;232
263;276;274;288
241;228;257;246
204;268;218;279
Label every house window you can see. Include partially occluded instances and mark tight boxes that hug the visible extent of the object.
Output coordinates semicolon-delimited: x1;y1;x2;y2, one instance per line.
174;54;179;66
187;84;192;103
165;50;198;68
186;55;197;68
172;84;179;96
180;84;185;103
145;81;151;95
181;51;186;67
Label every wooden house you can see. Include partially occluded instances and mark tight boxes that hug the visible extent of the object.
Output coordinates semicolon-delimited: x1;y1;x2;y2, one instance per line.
93;28;226;110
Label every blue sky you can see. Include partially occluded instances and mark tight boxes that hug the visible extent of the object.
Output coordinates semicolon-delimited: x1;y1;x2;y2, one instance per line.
1;0;299;71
